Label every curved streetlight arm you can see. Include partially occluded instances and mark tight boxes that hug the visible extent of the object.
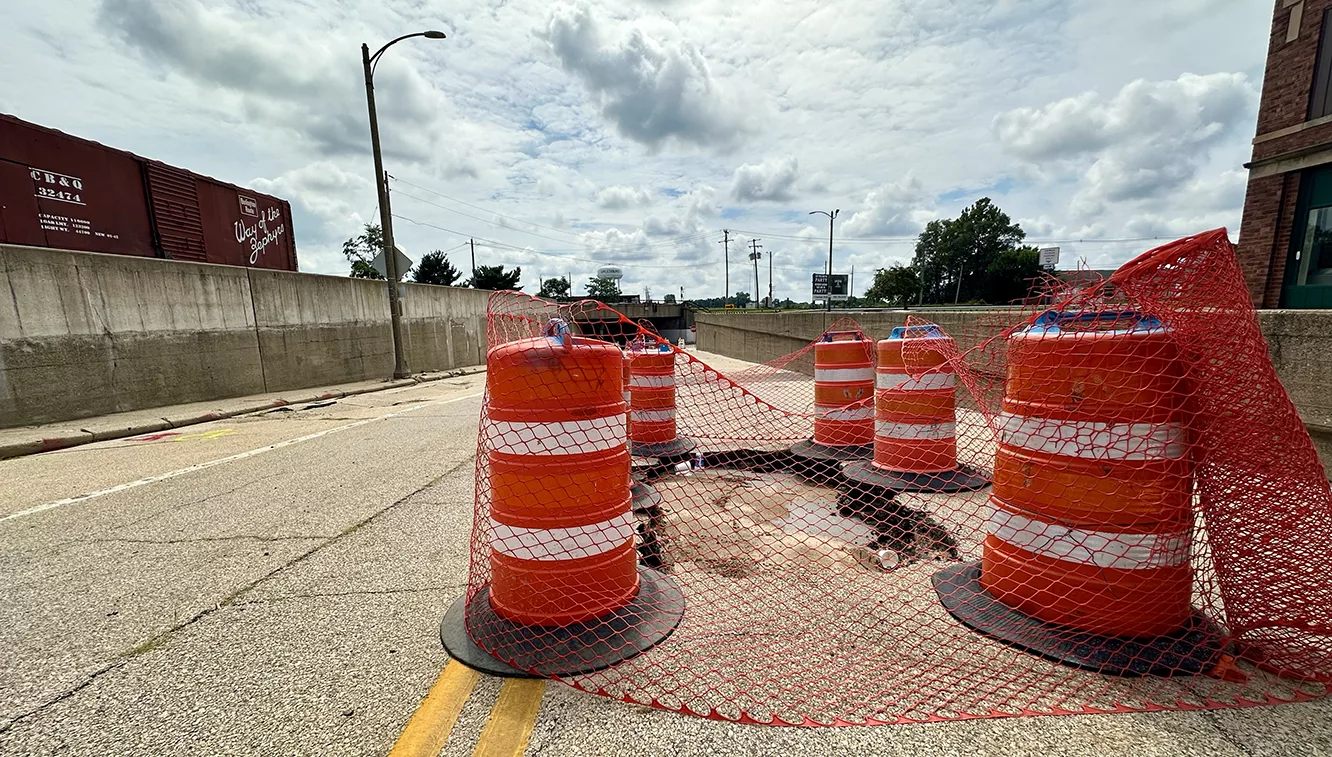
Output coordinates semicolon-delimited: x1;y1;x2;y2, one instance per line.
369;30;447;75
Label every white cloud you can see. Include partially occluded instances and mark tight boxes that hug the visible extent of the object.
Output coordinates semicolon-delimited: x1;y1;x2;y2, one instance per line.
994;73;1258;208
542;3;751;150
842;175;934;237
596;185;655;209
730;155;799;202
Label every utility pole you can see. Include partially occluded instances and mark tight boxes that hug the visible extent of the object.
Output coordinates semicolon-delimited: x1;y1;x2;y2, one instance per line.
851;264;855;301
768;249;773;308
719;230;733;305
809;209;839;312
748;238;762;309
470;238;476;279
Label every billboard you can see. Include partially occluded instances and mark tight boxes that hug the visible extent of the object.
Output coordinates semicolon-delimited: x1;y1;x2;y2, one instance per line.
812;273;850;301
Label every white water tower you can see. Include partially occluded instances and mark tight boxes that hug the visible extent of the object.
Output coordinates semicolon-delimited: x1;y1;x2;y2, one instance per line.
596;265;623;282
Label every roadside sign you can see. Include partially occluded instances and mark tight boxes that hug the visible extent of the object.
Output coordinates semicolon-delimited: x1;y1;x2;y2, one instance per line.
1038;246;1060;268
812;273;829;298
372;244;414;281
812;273;849;301
829;274;850;301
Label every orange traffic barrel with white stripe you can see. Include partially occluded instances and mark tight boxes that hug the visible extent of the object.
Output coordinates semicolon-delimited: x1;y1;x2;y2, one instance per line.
628;345;678;446
873;326;957;473
982;310;1192;638
484;334;637;627
812;332;874;447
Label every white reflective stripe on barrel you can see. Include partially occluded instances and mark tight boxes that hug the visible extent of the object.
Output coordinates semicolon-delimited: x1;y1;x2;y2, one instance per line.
629;374;675;388
876;372;956;391
997;412;1186;461
491;510;636;561
631;408;676;423
816;405;875;421
623;392;631;402
988;507;1191;569
814;367;875;383
485;414;626;455
875;420;955;440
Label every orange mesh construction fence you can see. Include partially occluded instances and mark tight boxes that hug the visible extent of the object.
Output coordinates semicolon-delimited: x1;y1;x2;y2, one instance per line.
451;229;1332;725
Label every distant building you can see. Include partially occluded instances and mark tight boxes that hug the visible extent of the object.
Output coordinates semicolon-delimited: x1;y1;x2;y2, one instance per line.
1237;0;1332;308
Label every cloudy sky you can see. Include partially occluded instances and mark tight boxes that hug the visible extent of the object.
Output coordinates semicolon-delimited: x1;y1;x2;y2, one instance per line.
3;0;1268;301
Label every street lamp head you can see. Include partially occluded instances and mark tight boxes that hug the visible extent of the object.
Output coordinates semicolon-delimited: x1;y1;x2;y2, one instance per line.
834;208;840;217
424;30;447;39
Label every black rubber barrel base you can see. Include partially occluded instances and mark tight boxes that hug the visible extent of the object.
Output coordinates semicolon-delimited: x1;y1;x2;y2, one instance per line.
932;562;1224;677
440;568;685;678
630;437;697;461
440;593;539;678
844;461;990;493
789;439;874;462
631;480;663;514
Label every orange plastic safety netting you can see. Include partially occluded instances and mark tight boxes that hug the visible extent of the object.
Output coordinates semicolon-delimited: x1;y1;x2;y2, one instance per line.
447;229;1332;725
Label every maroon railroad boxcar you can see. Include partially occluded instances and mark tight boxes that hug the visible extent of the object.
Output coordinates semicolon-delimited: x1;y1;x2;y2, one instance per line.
0;113;298;271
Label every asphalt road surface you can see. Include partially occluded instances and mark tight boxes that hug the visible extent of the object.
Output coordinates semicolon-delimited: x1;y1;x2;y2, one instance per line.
1;364;1329;756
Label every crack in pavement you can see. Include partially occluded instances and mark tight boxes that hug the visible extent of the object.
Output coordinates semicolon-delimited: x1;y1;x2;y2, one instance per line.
82;535;331;546
1201;710;1256;757
233;584;468;606
0;453;476;737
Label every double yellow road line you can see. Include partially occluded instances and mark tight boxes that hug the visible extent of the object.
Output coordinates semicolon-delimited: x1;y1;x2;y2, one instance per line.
388;661;546;757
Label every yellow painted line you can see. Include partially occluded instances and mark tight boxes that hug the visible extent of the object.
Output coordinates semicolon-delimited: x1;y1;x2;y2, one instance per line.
387;660;482;757
471;678;547;757
171;428;236;442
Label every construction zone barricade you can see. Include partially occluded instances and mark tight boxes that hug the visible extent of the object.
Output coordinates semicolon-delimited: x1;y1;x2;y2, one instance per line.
462;232;1332;725
844;325;989;493
627;340;696;460
442;327;684;678
790;330;874;464
935;310;1223;676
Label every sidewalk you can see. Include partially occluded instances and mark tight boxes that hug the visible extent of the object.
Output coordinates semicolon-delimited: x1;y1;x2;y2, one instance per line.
0;367;485;460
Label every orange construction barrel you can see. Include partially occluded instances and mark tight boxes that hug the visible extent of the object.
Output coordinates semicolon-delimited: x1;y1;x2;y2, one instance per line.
791;331;874;463
627;341;695;459
441;324;685;678
844;325;988;492
933;310;1220;677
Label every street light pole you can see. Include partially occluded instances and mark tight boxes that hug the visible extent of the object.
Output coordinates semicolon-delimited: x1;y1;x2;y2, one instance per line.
362;30;446;380
809;209;839;312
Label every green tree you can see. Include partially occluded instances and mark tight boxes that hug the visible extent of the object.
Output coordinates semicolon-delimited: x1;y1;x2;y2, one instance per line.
411;251;462;286
468;265;522;290
585;277;621;301
981;247;1044;304
912;198;1027;304
864;264;920;307
343;224;386;280
538;277;571;298
733;291;751;307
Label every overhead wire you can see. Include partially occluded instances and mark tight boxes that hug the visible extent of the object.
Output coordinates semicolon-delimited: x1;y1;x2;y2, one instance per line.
392;214;720;269
389;177;715;252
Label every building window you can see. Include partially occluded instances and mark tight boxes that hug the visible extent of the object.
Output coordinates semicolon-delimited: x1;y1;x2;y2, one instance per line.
1295;206;1332;286
1313;9;1332;118
1284;166;1332;308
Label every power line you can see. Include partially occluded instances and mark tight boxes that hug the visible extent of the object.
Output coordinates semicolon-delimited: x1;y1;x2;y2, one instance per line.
392;214;720;269
388;176;715;251
726;226;1174;246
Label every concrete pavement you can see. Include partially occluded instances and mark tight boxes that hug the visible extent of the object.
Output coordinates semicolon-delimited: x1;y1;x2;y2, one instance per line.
0;353;1329;756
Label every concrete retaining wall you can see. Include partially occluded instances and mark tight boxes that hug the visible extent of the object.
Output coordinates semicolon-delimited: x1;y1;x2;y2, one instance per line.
0;245;489;428
696;308;1332;474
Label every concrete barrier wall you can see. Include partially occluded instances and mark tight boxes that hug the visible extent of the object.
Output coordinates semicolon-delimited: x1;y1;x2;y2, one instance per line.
0;245;489;428
696;308;1332;474
400;281;490;376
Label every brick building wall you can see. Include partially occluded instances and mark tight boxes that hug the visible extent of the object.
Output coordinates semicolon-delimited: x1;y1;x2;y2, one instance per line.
1237;0;1332;306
